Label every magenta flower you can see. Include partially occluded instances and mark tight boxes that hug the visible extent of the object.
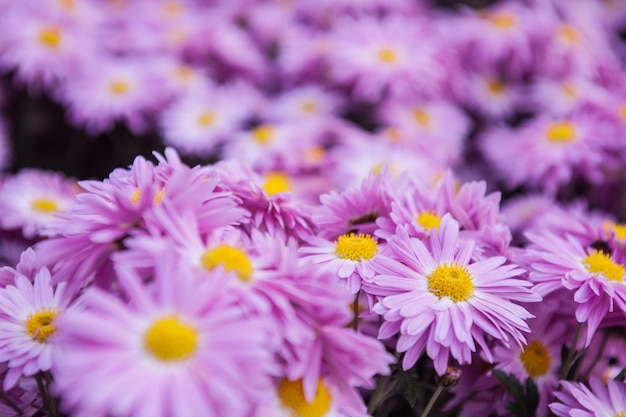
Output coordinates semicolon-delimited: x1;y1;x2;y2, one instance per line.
551;378;626;417
366;215;539;374
53;254;276;417
0;266;77;390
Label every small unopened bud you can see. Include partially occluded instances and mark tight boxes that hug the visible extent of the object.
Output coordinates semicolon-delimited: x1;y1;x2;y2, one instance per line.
438;366;462;388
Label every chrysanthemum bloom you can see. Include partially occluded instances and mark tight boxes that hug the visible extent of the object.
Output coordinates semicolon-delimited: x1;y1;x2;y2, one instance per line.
57;57;161;134
0;169;77;239
460;71;524;120
299;232;381;293
526;230;626;346
160;83;256;155
0;363;38;417
53;254;277;417
365;215;538;374
529;76;612;117
0;266;76;390
490;304;571;417
327;14;451;101
312;168;394;240
0;3;92;88
378;99;469;168
267;85;343;122
480;113;607;194
550;378;626;417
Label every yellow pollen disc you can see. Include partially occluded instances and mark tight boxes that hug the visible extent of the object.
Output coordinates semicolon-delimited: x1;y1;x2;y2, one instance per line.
334;233;378;262
176;66;193;81
252;125;274;144
304;146;325;162
377;47;397;64
31;198;59;213
131;188;141;204
582;250;625;282
428;263;474;302
300;100;318;113
546;120;576;143
416;211;441;231
563;84;577;98
487;78;505;95
262;172;291;196
144;316;197;362
197;111;214;127
486;12;516;29
38;26;62;49
616;412;626;417
385;127;402;143
59;0;75;10
605;221;626;239
519;339;551;378
200;245;254;282
25;310;59;343
278;378;332;417
154;188;165;204
413;108;431;127
109;80;129;95
164;2;182;17
559;25;579;44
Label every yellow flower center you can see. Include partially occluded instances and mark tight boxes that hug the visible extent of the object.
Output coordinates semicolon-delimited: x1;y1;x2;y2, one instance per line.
58;0;75;10
38;26;62;49
519;339;551;378
252;125;274;144
334;233;378;262
154;188;165;204
428;263;474;302
416;211;441;232
31;198;59;213
377;47;397;64
616;412;626;417
300;100;318;113
563;84;577;98
163;2;182;17
144;316;197;362
175;65;193;81
582;250;624;282
413;108;431;127
486;12;517;29
197;111;214;127
109;80;129;95
200;245;254;282
262;172;291;196
487;78;505;95
304;146;325;163
605;221;626;239
559;25;579;44
546;120;576;143
618;103;626;121
25;310;59;343
131;188;141;205
278;378;332;417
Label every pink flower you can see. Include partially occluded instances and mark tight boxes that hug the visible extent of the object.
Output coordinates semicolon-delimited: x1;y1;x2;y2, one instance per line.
53;253;277;417
551;378;626;417
0;266;77;390
365;215;538;374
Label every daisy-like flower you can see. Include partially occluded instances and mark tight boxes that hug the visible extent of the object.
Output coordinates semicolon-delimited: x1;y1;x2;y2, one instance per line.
480;113;608;194
490;304;571;417
327;14;450;101
299;232;380;293
58;56;161;134
365;215;539;374
0;169;77;239
526;230;626;346
0;266;76;390
460;71;524;120
160;83;257;156
53;253;276;417
267;85;343;122
550;378;626;417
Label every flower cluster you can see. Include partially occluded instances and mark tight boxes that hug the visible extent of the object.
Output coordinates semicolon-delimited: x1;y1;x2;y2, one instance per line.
1;0;626;416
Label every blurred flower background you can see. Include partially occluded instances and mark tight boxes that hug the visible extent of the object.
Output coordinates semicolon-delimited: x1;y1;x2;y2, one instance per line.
3;0;626;416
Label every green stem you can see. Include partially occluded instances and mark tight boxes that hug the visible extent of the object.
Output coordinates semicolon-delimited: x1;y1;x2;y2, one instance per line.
581;331;608;381
367;373;392;416
419;382;445;417
560;323;583;380
44;371;59;417
0;389;24;415
353;290;360;332
35;372;52;416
